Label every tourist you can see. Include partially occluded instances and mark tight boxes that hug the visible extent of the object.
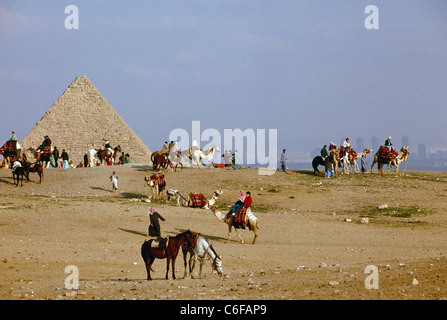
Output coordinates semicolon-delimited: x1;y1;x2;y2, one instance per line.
231;191;246;216
320;145;328;160
110;171;118;191
280;149;287;172
52;147;60;167
243;191;252;209
361;154;367;173
119;152;126;165
61;149;69;170
9;131;17;141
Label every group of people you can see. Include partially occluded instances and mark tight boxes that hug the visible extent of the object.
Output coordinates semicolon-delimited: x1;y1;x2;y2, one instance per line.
318;136;394;177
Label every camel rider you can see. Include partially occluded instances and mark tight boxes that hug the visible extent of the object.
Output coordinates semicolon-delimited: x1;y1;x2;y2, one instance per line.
104;139;113;156
38;135;51;150
9;131;17;142
231;191;246;216
385;136;393;151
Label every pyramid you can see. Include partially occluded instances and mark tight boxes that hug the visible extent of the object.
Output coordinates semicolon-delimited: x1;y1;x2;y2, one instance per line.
20;75;151;164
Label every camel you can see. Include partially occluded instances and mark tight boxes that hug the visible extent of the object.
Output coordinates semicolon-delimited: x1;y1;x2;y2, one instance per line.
324;149;340;177
208;205;259;244
347;148;373;173
371;146;410;174
191;146;220;168
144;173;166;201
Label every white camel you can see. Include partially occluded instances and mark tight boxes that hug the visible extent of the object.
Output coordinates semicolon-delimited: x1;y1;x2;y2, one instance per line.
191;145;220;168
347;148;373;173
209;205;259;244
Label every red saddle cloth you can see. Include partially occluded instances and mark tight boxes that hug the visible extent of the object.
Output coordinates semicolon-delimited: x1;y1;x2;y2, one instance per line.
378;146;397;161
189;193;207;207
228;207;248;229
42;146;52;157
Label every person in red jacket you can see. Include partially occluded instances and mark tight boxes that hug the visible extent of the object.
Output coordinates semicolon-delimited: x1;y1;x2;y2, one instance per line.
243;191;252;209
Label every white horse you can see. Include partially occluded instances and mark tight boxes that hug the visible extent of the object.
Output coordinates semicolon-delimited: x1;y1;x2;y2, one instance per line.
191;145;220;168
85;149;98;167
182;234;223;278
169;144;190;171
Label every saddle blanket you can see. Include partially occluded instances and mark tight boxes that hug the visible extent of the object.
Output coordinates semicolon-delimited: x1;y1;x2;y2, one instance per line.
150;237;169;249
189;193;207;207
229;208;248;229
378;146;397;161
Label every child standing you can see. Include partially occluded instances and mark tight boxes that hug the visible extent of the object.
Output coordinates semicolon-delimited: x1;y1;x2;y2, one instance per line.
110;171;118;191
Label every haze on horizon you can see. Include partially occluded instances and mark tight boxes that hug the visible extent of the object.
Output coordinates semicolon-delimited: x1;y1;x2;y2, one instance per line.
1;1;446;162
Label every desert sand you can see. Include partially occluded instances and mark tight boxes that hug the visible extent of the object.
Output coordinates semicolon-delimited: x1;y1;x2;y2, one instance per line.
1;164;446;300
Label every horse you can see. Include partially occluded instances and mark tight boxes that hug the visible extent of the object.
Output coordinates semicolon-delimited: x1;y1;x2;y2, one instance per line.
12;164;25;187
312;156;325;175
141;230;194;280
191;145;220;168
153;153;173;171
22;160;44;183
182;233;223;279
97;145;121;165
169;145;190;172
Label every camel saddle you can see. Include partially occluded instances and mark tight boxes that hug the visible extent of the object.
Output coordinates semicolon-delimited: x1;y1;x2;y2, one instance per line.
378;146;398;162
189;193;207;207
228;207;248;229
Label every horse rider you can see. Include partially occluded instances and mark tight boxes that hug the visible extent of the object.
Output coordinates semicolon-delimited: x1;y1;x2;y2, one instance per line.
104;139;113;156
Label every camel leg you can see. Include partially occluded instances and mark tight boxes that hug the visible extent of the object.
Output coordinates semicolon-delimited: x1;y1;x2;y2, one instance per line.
234;228;245;244
251;224;259;245
226;224;232;243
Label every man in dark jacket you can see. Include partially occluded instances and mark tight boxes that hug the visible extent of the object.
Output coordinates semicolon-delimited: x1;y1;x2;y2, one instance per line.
148;207;166;250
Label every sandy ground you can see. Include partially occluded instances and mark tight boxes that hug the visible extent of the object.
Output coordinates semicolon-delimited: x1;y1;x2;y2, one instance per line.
1;163;447;301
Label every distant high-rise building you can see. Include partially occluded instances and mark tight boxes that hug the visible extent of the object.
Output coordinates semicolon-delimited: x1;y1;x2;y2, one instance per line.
402;135;409;147
356;137;364;151
418;144;426;160
372;136;379;151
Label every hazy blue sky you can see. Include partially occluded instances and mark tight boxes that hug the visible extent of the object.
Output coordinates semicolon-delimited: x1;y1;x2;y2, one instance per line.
1;1;446;161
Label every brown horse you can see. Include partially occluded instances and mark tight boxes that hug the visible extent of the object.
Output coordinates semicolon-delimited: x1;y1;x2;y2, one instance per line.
141;230;194;280
22;160;44;183
97;145;121;165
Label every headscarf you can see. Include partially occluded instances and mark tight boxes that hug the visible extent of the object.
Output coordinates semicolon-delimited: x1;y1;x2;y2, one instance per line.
150;207;155;215
239;191;246;202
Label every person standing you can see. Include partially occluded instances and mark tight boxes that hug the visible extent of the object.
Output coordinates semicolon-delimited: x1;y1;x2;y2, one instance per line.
280;149;287;172
61;149;69;170
110;171;118;191
52;146;60;167
320;145;328;160
148;207;165;237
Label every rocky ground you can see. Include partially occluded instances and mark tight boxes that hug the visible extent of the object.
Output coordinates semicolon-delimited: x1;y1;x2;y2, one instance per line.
0;164;446;301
